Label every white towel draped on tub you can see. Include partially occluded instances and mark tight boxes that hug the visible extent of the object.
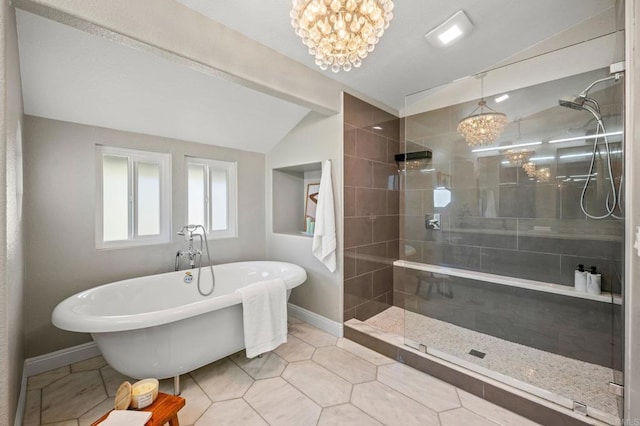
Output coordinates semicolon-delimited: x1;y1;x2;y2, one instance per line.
236;279;288;358
312;160;337;272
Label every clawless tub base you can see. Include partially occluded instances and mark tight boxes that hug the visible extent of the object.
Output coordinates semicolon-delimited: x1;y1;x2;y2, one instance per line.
92;302;245;380
52;261;307;382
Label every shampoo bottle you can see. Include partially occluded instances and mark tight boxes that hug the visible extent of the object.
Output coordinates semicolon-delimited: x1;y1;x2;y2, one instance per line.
587;266;601;295
574;264;587;292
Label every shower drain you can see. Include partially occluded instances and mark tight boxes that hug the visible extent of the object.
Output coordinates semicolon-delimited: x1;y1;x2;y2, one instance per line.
469;349;486;359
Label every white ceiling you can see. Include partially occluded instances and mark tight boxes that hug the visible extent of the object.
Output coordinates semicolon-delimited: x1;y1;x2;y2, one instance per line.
176;0;615;111
15;1;617;154
16;10;311;154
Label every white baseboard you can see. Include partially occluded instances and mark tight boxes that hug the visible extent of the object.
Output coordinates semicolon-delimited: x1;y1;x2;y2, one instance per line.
14;367;27;426
25;341;101;377
288;303;343;338
15;309;340;423
15;342;101;426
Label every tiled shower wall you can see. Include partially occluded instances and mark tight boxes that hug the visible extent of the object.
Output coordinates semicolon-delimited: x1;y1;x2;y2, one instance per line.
394;69;624;370
399;71;624;293
343;93;400;321
394;267;623;369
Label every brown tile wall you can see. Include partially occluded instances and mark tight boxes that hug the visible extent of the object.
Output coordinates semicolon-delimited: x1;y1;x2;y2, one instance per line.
343;93;400;321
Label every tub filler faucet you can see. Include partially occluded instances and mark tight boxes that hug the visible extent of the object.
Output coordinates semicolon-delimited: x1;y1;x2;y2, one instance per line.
175;225;215;297
175;235;200;269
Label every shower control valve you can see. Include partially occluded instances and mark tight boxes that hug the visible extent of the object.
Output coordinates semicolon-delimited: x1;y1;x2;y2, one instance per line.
426;213;441;230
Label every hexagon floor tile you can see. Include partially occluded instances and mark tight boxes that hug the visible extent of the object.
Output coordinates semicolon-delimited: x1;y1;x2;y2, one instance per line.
230;351;287;379
281;360;352;407
41;370;106;424
273;334;315;362
190;358;254;402
312;346;377;384
351;381;440;426
22;317;543;426
244;377;321;426
377;362;461;412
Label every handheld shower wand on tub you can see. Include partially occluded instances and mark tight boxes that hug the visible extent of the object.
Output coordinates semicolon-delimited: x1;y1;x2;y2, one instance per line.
176;225;215;296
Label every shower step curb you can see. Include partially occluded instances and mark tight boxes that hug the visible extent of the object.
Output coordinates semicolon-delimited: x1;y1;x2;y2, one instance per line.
344;320;612;426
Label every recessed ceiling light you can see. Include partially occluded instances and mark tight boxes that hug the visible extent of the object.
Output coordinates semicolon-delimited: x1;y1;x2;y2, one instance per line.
438;25;463;44
529;156;555;161
425;11;473;48
372;126;383;130
548;131;623;144
495;94;509;103
559;152;594;159
471;141;542;153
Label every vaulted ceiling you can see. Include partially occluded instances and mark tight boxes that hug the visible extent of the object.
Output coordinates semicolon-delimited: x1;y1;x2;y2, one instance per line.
15;1;617;153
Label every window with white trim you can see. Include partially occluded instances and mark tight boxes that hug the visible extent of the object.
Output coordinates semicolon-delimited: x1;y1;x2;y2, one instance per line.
96;146;171;248
186;157;237;238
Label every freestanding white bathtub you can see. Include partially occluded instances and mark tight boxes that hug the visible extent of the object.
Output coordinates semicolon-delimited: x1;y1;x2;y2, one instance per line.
52;261;307;380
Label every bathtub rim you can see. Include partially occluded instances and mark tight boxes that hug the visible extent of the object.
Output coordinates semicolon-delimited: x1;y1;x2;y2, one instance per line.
52;260;307;333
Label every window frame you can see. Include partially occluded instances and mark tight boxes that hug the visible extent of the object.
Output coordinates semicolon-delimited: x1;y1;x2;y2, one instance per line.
95;145;172;249
185;156;238;239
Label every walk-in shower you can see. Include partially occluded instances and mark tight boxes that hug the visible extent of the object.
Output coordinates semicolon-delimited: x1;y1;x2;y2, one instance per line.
361;66;626;425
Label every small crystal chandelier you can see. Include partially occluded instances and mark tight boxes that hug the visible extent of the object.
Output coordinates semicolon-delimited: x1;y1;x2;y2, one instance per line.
290;0;394;72
536;167;551;182
522;161;537;178
457;75;508;147
504;121;532;166
505;149;533;167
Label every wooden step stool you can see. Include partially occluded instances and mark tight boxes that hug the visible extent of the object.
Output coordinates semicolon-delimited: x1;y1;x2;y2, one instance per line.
91;392;185;426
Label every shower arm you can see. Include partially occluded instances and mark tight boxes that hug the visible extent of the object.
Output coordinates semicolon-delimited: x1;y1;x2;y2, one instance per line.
580;73;622;98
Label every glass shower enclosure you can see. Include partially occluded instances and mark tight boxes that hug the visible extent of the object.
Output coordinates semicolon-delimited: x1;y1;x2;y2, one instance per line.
395;67;625;424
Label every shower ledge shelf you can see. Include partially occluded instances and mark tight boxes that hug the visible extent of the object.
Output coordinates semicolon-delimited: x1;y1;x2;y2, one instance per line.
394;260;622;305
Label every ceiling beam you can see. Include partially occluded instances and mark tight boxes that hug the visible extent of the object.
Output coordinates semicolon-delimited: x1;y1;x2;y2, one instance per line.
12;0;342;115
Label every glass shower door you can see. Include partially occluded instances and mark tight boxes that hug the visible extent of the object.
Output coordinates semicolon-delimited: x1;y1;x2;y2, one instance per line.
399;67;625;424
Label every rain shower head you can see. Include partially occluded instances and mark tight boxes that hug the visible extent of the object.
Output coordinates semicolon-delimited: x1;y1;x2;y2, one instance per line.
559;71;624;112
558;94;587;111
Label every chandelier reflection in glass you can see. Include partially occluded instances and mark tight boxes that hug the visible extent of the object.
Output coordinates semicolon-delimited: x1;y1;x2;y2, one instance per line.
457;75;508;147
522;161;537;178
290;0;394;72
535;167;551;182
505;149;533;167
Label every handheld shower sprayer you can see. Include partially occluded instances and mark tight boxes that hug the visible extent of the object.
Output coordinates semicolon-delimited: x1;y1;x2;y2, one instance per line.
557;71;624;219
175;224;215;296
558;95;587;111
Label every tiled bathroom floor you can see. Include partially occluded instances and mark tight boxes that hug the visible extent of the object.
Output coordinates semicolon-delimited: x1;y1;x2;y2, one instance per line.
364;307;621;423
22;317;540;426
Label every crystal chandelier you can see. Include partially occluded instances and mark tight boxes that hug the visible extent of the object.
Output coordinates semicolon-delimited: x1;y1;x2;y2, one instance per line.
505;149;533;167
536;167;551;182
522;161;536;178
457;76;508;147
290;0;394;72
535;168;551;182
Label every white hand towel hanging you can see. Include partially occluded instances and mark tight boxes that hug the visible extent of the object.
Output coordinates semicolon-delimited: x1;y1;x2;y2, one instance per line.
312;160;337;272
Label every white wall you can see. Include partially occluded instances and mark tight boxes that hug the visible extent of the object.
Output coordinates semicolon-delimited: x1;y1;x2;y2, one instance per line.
266;111;343;324
0;4;25;425
23;116;265;357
